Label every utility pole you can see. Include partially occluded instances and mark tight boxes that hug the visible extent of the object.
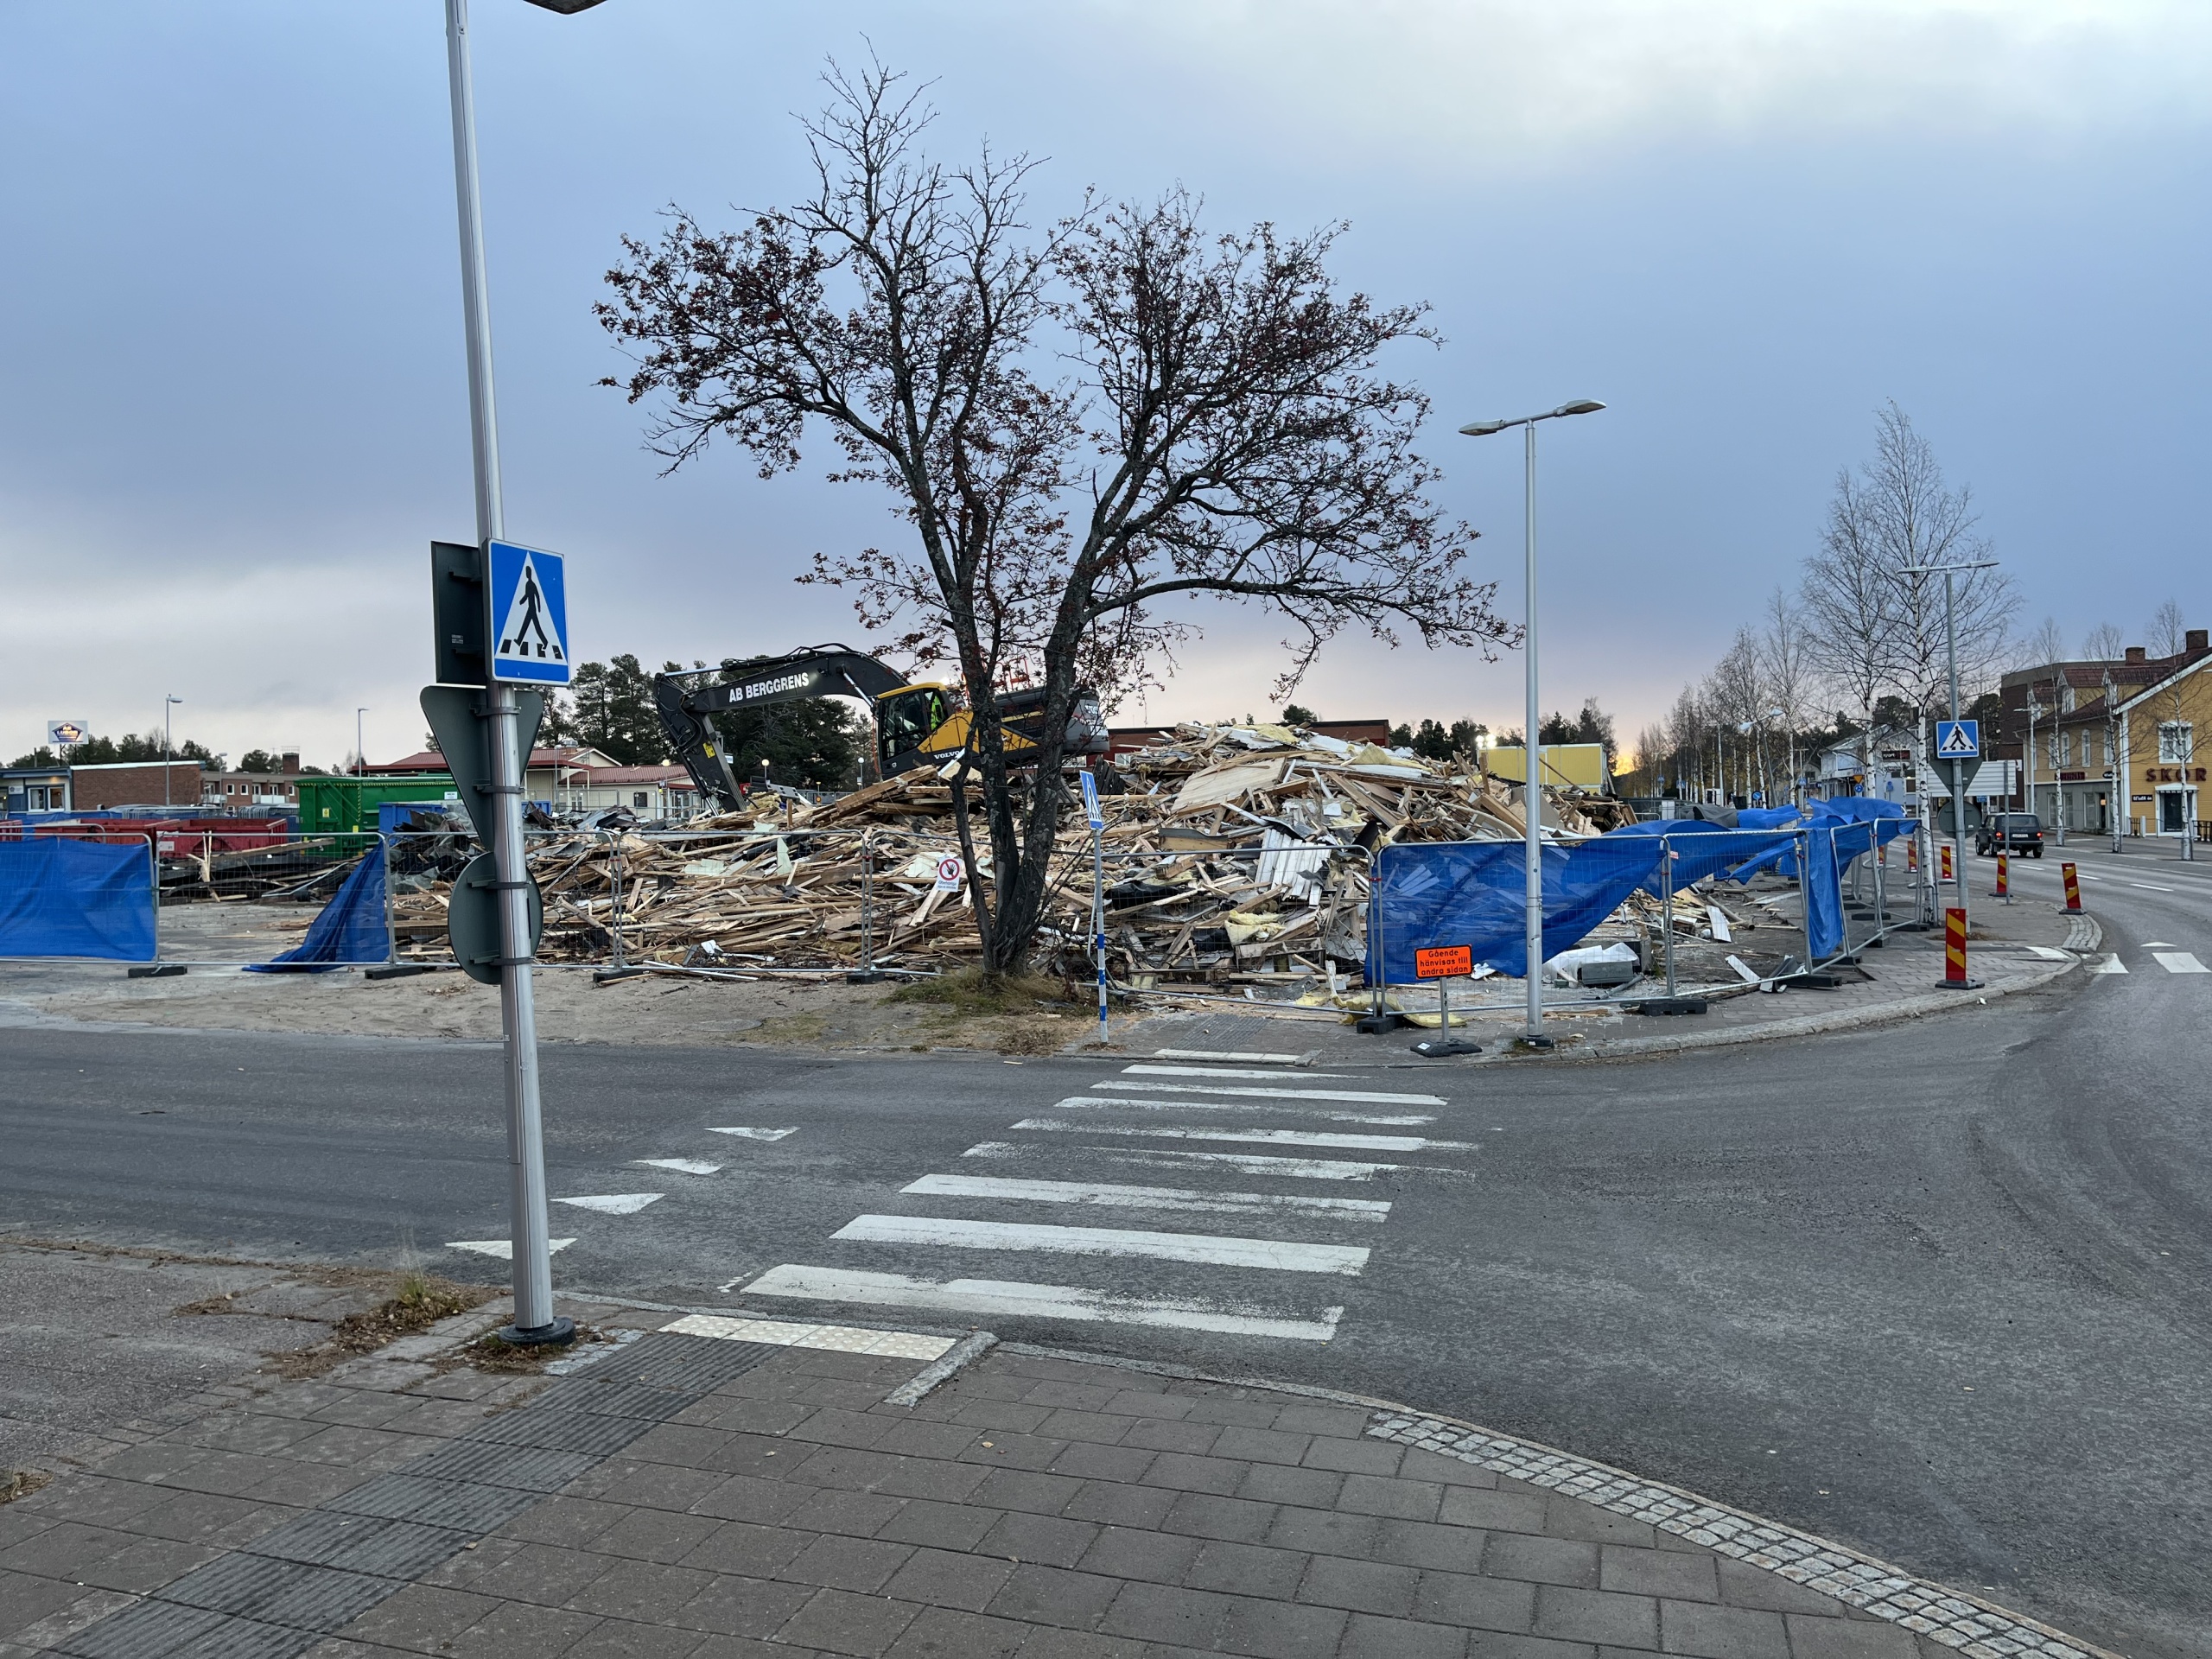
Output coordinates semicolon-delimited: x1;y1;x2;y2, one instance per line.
1458;399;1606;1047
1901;559;1998;930
163;695;182;808
2105;669;2121;853
441;0;601;1349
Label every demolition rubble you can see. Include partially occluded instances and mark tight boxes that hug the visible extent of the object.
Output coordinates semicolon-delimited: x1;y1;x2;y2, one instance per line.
389;723;1661;993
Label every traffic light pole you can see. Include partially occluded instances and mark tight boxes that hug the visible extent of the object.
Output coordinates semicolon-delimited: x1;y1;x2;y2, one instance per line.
447;0;565;1344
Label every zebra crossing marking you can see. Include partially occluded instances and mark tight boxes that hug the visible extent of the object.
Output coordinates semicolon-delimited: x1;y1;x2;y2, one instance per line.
901;1171;1390;1219
959;1141;1405;1180
636;1158;722;1175
2088;956;2128;974
446;1237;575;1259
1050;1093;1432;1125
832;1213;1370;1274
1093;1080;1446;1106
740;1264;1344;1342
1122;1064;1355;1081
1011;1117;1473;1152
1152;1049;1306;1065
554;1193;664;1215
2152;951;2209;974
706;1127;800;1141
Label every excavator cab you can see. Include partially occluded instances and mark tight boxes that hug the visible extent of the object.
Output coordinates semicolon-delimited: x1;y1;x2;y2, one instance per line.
875;683;958;776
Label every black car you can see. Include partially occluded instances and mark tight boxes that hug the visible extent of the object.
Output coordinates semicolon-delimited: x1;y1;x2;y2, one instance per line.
1975;812;2045;857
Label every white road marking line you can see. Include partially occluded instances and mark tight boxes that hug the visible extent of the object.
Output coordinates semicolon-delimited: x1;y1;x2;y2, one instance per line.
740;1264;1344;1342
1152;1049;1305;1065
2142;940;2177;948
2088;955;2128;975
636;1158;723;1175
1122;1064;1353;1081
2131;883;2175;892
2024;945;2071;960
834;1214;1370;1274
447;1238;575;1259
902;1172;1390;1219
1051;1094;1431;1126
2152;951;2209;974
707;1127;800;1141
960;1141;1402;1179
554;1193;664;1214
664;1313;953;1361
1092;1080;1445;1106
1013;1118;1473;1152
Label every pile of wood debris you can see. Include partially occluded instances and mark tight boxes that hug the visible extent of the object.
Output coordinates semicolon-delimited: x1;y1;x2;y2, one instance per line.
389;722;1635;990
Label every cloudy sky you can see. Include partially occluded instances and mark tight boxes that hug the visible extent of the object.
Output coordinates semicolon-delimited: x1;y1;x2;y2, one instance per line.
3;1;2206;768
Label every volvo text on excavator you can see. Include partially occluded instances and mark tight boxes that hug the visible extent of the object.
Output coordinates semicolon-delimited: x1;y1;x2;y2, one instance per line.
654;646;1109;810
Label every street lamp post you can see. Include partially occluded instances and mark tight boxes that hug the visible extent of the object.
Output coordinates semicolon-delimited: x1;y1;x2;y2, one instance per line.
164;695;182;807
1458;399;1606;1046
442;0;606;1348
356;708;368;778
1901;559;1998;933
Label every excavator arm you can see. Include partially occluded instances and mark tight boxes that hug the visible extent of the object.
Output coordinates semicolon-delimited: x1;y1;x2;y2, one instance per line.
657;645;906;810
655;645;1110;812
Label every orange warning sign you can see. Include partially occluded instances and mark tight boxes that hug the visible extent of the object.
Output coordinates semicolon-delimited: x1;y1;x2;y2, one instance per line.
1940;843;1954;883
2063;861;2082;912
1414;944;1473;979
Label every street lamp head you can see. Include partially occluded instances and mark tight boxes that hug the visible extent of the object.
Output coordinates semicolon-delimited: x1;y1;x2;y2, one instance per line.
520;0;609;11
1458;418;1511;437
1553;400;1606;417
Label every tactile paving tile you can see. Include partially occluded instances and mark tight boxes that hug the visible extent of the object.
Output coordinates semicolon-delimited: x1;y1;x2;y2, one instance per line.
323;1471;543;1533
153;1551;394;1630
580;1332;781;1392
544;1376;706;1421
466;1406;658;1457
58;1602;310;1659
244;1510;474;1580
397;1439;598;1492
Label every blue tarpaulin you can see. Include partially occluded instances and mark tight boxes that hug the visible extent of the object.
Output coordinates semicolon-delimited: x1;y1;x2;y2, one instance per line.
1599;821;1800;895
1368;837;1663;982
0;838;156;961
248;852;388;972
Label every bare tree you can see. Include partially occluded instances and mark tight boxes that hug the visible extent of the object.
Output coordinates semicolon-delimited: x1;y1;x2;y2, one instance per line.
599;63;1510;976
2082;620;2126;660
1758;588;1815;798
2018;615;2067;668
1799;403;2017;770
2146;598;2188;658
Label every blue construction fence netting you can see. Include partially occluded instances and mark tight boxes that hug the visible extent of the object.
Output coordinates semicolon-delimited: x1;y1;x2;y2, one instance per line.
1366;800;1916;984
0;836;158;962
0;830;395;968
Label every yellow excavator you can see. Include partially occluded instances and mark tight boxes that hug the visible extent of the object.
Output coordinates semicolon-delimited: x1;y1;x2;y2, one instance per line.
654;645;1109;809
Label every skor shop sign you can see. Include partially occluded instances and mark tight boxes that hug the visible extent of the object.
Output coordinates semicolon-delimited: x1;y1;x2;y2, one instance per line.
2145;766;2207;784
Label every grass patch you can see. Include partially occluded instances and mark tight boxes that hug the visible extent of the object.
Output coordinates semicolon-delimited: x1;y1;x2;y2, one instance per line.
461;1325;610;1374
888;968;1073;1018
1;1470;52;1506
264;1272;499;1380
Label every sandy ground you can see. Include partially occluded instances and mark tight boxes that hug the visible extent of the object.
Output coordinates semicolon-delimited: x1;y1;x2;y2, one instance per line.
0;903;1114;1055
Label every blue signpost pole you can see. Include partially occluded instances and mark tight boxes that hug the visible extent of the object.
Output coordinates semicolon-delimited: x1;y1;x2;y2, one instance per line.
1083;771;1107;1045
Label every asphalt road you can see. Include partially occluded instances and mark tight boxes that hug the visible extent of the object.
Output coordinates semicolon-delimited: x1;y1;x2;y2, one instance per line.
3;849;2209;1656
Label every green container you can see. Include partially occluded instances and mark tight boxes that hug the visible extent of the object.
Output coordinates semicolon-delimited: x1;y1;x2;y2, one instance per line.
296;773;459;836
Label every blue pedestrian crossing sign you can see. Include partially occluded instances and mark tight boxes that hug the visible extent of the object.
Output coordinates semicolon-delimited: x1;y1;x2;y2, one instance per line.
1079;768;1104;830
1935;719;1980;760
487;540;570;685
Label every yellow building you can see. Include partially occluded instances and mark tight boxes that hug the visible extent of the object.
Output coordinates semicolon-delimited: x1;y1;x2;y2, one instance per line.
2116;647;2209;838
1478;743;1612;791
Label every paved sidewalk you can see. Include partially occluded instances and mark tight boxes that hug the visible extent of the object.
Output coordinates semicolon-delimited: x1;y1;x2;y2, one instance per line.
1110;895;2100;1068
0;1299;2107;1659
